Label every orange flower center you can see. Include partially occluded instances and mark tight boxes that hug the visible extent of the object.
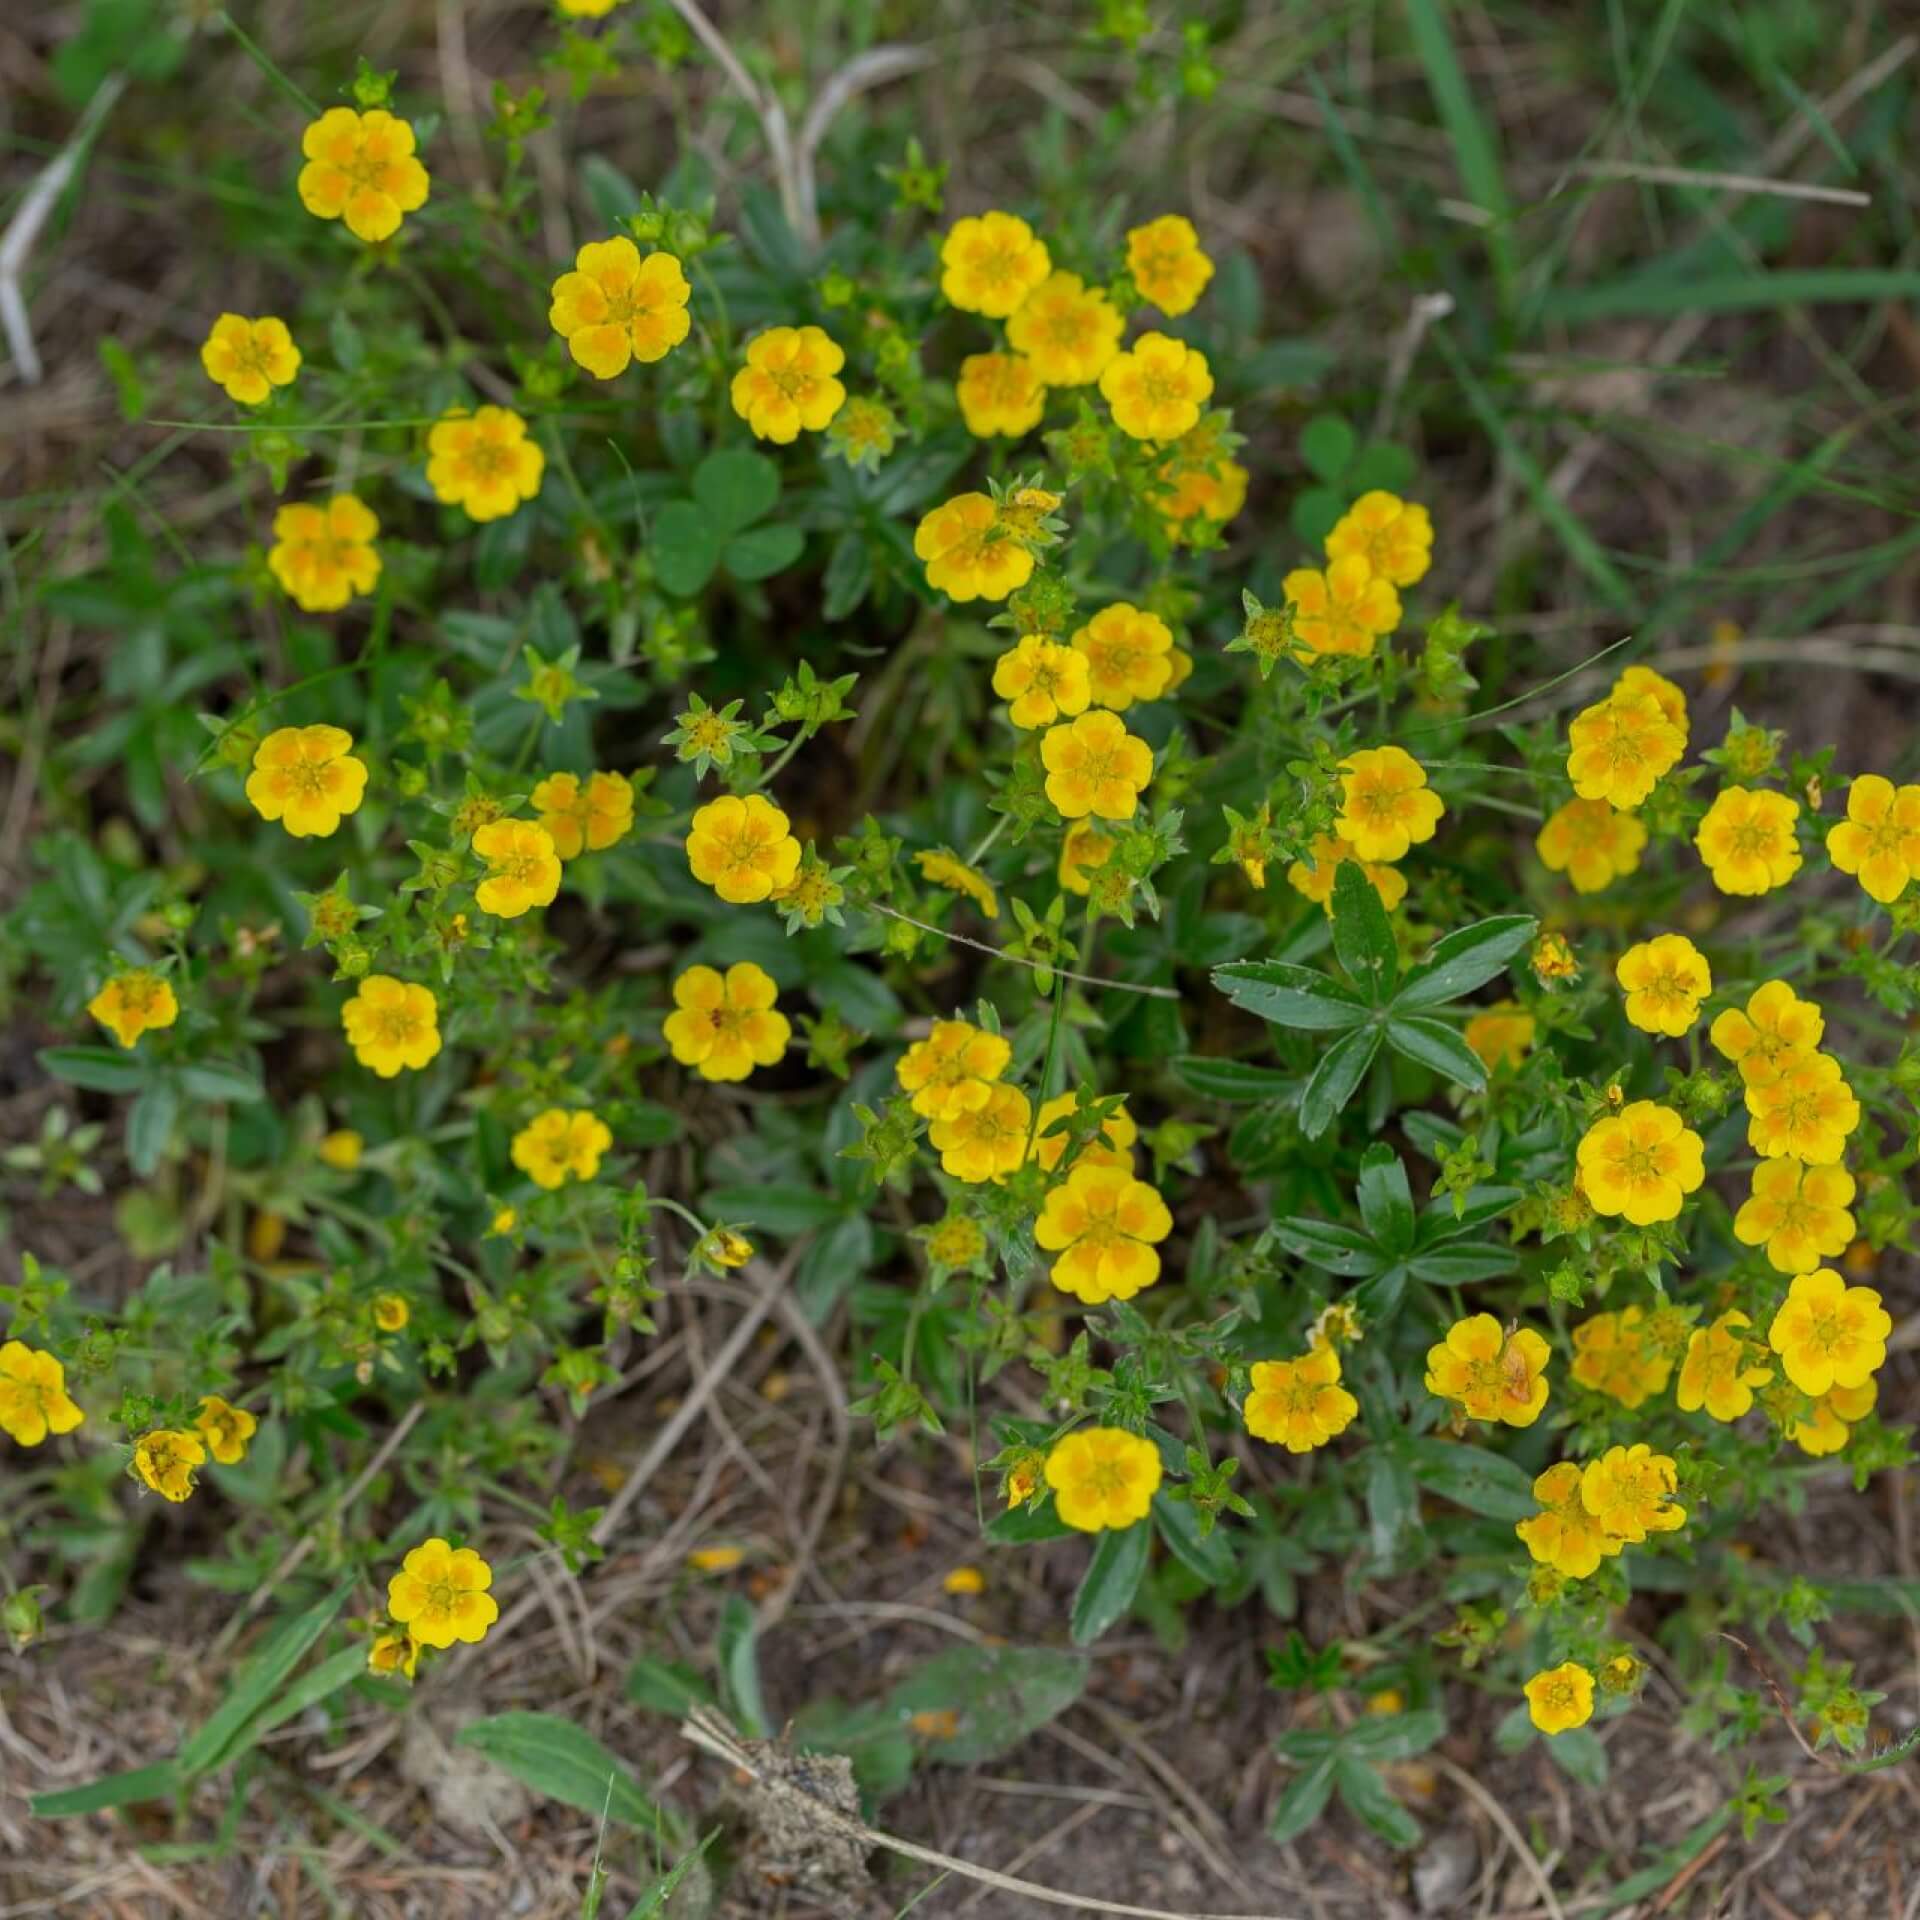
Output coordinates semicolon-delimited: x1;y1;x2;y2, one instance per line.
1727;820;1775;857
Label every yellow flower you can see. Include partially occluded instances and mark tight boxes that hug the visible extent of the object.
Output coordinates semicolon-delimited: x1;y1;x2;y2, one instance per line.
199;313;300;405
367;1631;421;1681
1030;1090;1137;1174
685;793;801;905
511;1108;614;1190
1565;691;1685;810
488;1205;519;1238
1615;665;1689;743
1283;555;1400;659
1243;1346;1358;1453
386;1538;498;1650
1125;214;1214;315
1580;1444;1685;1542
88;968;178;1049
955;351;1046;438
1309;1301;1364;1355
1826;773;1920;905
1044;1427;1162;1532
1070;603;1175;711
1745;1051;1858;1164
1058;822;1117;897
915;849;998;918
939;211;1050;316
341;975;441;1078
993;636;1091;730
731;325;846;442
687;1545;745;1574
548;238;691;379
1576;1100;1703;1225
1789;1379;1878;1457
1034;1161;1172;1305
664;962;790;1082
1695;786;1802;896
1531;931;1578;984
1285;835;1409;916
1570;1307;1673;1410
1524;1663;1595;1736
1464;1001;1535;1070
1041;710;1154;821
914;492;1034;603
1099;331;1213;441
1324;491;1433;588
1676;1310;1774;1421
942;1564;987;1596
471;819;561;918
700;1227;754;1269
1766;1267;1890;1395
1425;1314;1551;1426
133;1428;206;1503
194;1394;257;1466
1154;447;1249;542
1006;271;1122;385
318;1128;364;1171
896;1019;1012;1121
1735;1159;1856;1275
426;406;545;521
929;1082;1032;1184
1614;933;1711;1037
268;495;380;612
0;1343;84;1447
245;724;368;838
371;1293;410;1333
558;0;619;12
1335;746;1444;862
1516;1462;1620;1580
297;108;429;243
1535;797;1647;895
531;770;633;860
925;1215;987;1269
1708;980;1824;1086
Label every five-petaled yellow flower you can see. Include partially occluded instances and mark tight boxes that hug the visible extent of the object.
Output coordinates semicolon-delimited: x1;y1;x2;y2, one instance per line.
1535;797;1647;894
1577;1100;1703;1224
1099;332;1213;442
1789;1379;1877;1457
939;211;1051;317
194;1394;257;1466
1335;746;1444;862
1044;1426;1162;1532
1525;1662;1595;1735
297;108;429;243
1744;1050;1857;1164
1709;980;1823;1085
1325;491;1432;587
1071;603;1175;711
1155;440;1250;541
1034;1161;1172;1305
1580;1444;1685;1543
342;975;441;1078
1242;1346;1358;1453
955;351;1046;438
200;314;300;405
1425;1315;1551;1426
1565;690;1684;810
1006;271;1122;385
1676;1311;1773;1422
1735;1159;1856;1274
1516;1463;1619;1580
531;770;633;860
1570;1306;1672;1410
1766;1267;1889;1396
134;1427;206;1503
472;819;562;918
386;1538;499;1649
685;793;802;904
731;325;847;442
245;724;368;838
1464;1001;1535;1070
1286;835;1408;916
1041;710;1154;821
914;493;1034;603
1615;933;1710;1037
0;1342;84;1447
426;406;545;521
1282;556;1400;658
1695;786;1802;896
549;238;691;379
1125;214;1214;316
511;1107;614;1189
1826;773;1920;905
992;636;1090;729
88;968;178;1049
664;962;790;1082
269;495;381;612
897;1019;1012;1121
929;1082;1032;1184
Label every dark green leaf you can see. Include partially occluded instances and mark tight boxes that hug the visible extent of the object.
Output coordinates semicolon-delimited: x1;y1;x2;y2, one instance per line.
1394;914;1537;1010
651;502;723;597
1408;1437;1536;1521
1173;1055;1299;1103
178;1061;264;1103
126;1079;179;1177
625;1657;716;1717
717;1593;768;1737
1070;1521;1150;1645
39;1045;146;1093
1299;1025;1381;1140
1329;862;1397;1003
1366;1448;1418;1570
1355;1144;1415;1257
822;530;871;619
1299;415;1356;482
724;523;805;582
1334;1754;1423;1848
1212;960;1368;1032
1384;1015;1486;1090
32;1761;180;1818
692;449;779;531
579;154;643;232
1340;1707;1445;1761
984;1501;1075;1545
456;1713;685;1836
1409;1241;1517;1285
1268;1755;1337;1844
1415;1188;1523;1244
702;1183;847;1234
887;1647;1089;1766
1267;1218;1385;1278
178;1582;350;1775
1547;1725;1609;1787
1154;1493;1237;1586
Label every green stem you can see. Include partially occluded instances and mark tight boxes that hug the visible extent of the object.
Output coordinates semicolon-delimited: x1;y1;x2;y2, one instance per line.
216;12;323;115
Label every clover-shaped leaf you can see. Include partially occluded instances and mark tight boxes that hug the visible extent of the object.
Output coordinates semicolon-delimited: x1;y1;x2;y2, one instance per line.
653;449;804;596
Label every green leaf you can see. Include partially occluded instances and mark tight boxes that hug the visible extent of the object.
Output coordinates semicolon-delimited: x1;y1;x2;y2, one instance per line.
1408;1436;1536;1521
651;501;723;597
1334;1753;1423;1849
1329;862;1397;1002
223;1644;367;1755
717;1593;768;1738
1541;268;1920;326
702;1183;846;1234
1409;1241;1516;1285
1355;1145;1415;1258
1153;1493;1237;1586
1341;1708;1445;1762
1070;1521;1150;1644
39;1044;146;1093
1289;486;1346;545
126;1078;179;1177
177;1061;265;1103
625;1656;717;1718
1394;914;1537;1010
1547;1724;1609;1787
723;522;805;582
1384;1014;1486;1090
1403;0;1512;300
178;1581;350;1776
1173;1056;1299;1103
579;154;643;232
1299;1025;1381;1140
1268;1217;1386;1277
1298;415;1355;482
984;1501;1074;1545
456;1713;686;1837
329;309;365;374
692;449;779;532
32;1761;179;1819
1267;1755;1337;1844
622;1831;720;1919
887;1647;1089;1766
822;530;871;619
1366;1448;1418;1570
1212;960;1369;1032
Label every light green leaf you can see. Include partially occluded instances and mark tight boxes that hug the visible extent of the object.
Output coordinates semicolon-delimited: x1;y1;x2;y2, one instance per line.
1070;1521;1150;1645
455;1713;686;1838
